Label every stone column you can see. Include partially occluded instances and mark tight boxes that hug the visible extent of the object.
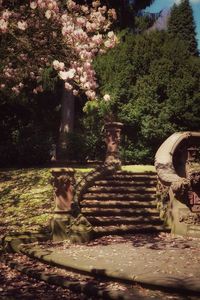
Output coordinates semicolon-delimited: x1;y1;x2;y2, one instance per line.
104;122;123;165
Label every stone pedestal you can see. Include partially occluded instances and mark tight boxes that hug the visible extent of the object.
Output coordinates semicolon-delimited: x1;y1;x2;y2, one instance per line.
104;122;123;165
51;168;75;212
51;168;75;241
51;168;94;242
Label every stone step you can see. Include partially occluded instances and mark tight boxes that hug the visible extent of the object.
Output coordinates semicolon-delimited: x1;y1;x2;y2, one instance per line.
81;207;158;217
105;173;157;181
83;193;156;201
116;171;156;175
87;186;156;193
94;180;157;187
87;215;161;226
81;199;157;208
80;171;160;236
93;224;166;235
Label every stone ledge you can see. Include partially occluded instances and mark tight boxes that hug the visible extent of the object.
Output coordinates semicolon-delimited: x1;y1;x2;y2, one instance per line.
3;233;200;296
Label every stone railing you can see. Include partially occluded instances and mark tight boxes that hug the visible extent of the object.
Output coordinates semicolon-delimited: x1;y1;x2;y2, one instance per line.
50;121;123;242
154;132;200;237
74;161;121;208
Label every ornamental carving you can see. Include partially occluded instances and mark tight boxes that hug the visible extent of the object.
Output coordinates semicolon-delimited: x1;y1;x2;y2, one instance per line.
51;170;75;213
189;170;200;187
171;166;200;212
179;213;200;225
187;167;200;212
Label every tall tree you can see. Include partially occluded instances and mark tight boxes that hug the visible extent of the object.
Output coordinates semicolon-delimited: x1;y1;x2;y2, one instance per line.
168;0;198;56
94;31;200;163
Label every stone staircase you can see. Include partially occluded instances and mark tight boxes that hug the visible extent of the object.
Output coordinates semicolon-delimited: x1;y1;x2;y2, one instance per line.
80;171;165;235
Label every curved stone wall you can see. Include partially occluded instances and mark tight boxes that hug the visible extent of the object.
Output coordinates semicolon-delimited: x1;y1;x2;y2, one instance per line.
155;132;200;237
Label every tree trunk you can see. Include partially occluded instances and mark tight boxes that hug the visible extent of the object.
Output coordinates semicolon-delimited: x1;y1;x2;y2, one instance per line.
57;87;75;160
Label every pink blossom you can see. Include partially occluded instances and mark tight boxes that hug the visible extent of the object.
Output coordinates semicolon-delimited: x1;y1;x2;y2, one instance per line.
30;2;37;10
77;67;83;75
108;8;117;20
64;82;73;90
66;69;76;79
0;0;118;101
103;94;111;101
11;86;20;95
92;1;101;8
17;21;28;31
30;72;35;79
85;90;96;99
0;19;8;33
33;88;38;94
73;89;78;96
81;5;89;13
59;71;69;80
62;24;74;35
92;34;103;45
48;3;54;10
45;10;52;19
0;83;5;89
19;53;28;61
59;69;76;80
36;85;43;93
52;60;65;71
86;21;92;32
76;17;86;26
2;10;12;20
99;49;106;54
108;31;114;38
83;62;91;70
67;0;77;11
98;6;107;14
18;82;24;89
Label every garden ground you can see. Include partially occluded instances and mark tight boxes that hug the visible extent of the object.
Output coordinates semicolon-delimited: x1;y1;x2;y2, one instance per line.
1;166;200;299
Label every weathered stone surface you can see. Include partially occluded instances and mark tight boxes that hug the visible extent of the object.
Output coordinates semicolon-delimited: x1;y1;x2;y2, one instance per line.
51;168;75;212
155;131;200;237
51;213;74;242
20;233;200;294
80;171;164;235
69;214;94;243
104;122;123;165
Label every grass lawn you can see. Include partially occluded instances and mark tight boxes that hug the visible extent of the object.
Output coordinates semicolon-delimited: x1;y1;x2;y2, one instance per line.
122;165;155;172
0;165;155;235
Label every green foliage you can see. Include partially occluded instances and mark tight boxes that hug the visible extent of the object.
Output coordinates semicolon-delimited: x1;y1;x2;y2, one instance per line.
0;90;60;167
40;67;58;92
168;0;198;56
83;99;99;114
0;125;53;167
92;30;200;164
61;122;105;162
135;15;155;33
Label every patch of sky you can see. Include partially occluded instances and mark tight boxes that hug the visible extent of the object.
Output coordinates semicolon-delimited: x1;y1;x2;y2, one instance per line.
144;0;200;49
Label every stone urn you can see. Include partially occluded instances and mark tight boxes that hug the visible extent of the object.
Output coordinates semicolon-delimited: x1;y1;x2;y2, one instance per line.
104;122;123;164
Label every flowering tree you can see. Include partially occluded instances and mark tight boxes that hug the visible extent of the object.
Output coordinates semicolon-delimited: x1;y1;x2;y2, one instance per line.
0;0;117;100
0;0;118;159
